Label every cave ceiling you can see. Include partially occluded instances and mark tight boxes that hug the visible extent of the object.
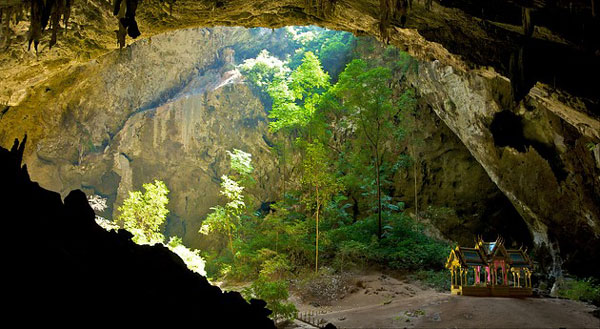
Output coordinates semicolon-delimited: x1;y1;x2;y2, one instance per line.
1;0;598;110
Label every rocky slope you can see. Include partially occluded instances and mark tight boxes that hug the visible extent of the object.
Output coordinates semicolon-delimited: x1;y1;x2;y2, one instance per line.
392;102;531;248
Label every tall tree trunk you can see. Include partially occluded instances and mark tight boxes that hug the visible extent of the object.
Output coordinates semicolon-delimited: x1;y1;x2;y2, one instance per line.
282;137;286;199
411;144;419;223
315;185;320;274
227;226;235;262
375;152;382;240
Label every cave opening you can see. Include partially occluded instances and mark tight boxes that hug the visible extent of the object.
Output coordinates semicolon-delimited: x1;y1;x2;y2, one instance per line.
490;110;568;181
490;110;528;152
2;0;599;325
3;25;543;326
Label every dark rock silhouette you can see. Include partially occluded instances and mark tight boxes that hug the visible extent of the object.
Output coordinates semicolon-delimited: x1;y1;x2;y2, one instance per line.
0;136;275;327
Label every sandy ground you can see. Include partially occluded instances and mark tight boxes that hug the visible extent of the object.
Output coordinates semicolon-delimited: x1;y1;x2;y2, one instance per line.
286;272;600;329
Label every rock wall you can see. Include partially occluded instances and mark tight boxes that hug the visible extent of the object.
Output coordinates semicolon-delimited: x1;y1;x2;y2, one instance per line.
392;102;531;247
410;61;600;277
109;72;279;248
0;27;282;249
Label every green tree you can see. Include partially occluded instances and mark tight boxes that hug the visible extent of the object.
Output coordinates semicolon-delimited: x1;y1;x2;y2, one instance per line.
285;26;355;77
331;59;410;240
268;51;330;133
302;139;343;273
227;149;255;185
238;49;289;106
167;236;207;276
116;180;170;245
242;276;297;322
268;51;331;198
200;175;245;258
200;149;254;259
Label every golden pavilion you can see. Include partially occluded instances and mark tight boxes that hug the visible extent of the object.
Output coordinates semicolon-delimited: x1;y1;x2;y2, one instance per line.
446;236;533;297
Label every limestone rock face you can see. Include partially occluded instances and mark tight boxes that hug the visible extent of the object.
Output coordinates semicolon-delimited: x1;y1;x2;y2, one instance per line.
110;74;279;247
0;27;281;249
410;61;600;276
391;103;530;247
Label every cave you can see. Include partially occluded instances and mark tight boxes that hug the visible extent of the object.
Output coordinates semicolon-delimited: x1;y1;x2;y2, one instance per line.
1;0;599;327
490;110;528;152
491;110;568;181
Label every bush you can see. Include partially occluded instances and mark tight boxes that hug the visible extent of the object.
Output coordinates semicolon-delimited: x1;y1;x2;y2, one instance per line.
558;277;600;305
242;277;297;322
326;213;450;272
333;240;368;272
409;270;451;292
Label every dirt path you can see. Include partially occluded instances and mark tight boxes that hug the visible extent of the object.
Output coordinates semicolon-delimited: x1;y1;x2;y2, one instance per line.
287;272;599;328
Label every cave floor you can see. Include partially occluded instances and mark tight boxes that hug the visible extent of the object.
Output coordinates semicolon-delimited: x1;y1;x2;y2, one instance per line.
286;272;599;329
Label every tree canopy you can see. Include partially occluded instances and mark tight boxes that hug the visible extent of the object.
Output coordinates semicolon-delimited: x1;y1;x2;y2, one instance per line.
267;51;330;133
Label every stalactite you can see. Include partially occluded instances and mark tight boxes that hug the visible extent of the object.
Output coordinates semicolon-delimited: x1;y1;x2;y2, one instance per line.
0;0;28;49
522;7;533;38
19;0;73;52
395;0;408;27
49;0;65;49
14;1;25;25
305;0;337;19
509;46;527;101
64;0;72;31
27;0;43;52
114;0;127;48
1;7;11;48
379;0;395;44
379;0;409;43
113;0;140;49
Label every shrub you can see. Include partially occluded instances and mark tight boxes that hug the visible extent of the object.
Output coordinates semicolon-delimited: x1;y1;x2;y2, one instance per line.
409;270;451;292
326;213;450;272
333;240;368;272
558;277;600;305
242;277;297;322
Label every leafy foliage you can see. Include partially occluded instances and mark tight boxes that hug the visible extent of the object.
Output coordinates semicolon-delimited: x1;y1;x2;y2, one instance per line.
286;26;355;77
242;276;297;322
113;183;207;275
302;139;344;273
227;149;254;179
268;52;330;133
326;58;415;239
238;49;289;105
326;213;450;271
167;236;207;276
200;175;246;257
557;277;600;305
116;180;169;245
205;30;454;311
